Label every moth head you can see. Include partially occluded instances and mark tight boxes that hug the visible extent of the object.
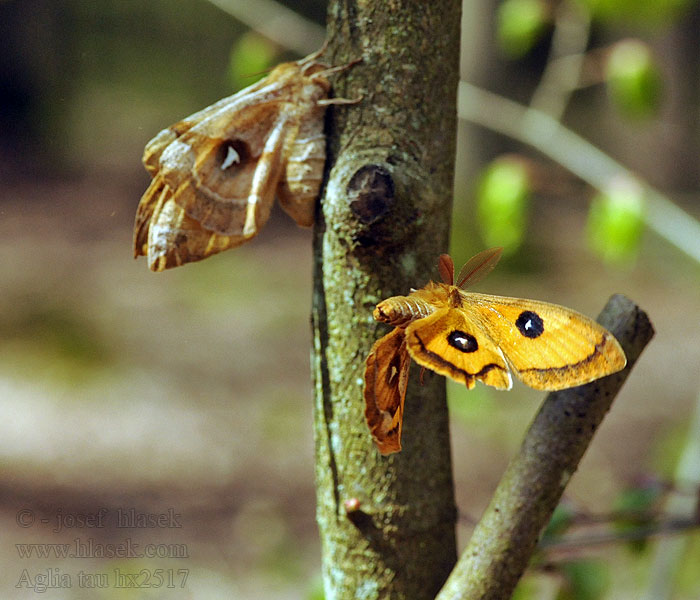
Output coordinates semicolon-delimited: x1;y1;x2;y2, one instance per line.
373;301;394;324
301;62;332;92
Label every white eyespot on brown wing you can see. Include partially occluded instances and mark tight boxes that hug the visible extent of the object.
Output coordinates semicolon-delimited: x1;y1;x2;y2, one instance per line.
220;145;241;170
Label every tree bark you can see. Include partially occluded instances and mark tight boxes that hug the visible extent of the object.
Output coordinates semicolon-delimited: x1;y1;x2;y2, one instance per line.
311;2;462;598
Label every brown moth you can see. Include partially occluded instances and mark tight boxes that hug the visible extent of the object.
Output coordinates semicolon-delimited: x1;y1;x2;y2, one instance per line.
364;248;627;454
133;47;358;271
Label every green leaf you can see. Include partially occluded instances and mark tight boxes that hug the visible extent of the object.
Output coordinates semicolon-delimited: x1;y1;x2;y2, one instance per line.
586;177;645;265
476;156;531;256
306;573;325;600
605;39;663;120
614;484;661;515
512;576;541;600
556;560;610;600
613;483;662;552
227;32;279;92
543;502;577;540
497;0;549;58
575;0;694;25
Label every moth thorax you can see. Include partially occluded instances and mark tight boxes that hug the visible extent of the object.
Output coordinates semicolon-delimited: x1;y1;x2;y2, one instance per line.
374;296;436;327
448;287;462;308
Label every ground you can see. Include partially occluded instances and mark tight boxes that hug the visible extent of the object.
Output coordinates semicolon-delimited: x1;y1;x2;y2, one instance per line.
0;173;698;598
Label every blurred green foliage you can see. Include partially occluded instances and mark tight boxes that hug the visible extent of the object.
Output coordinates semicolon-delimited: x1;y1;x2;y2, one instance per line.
605;39;663;120
306;575;325;600
476;156;531;256
0;300;110;383
576;0;695;23
586;178;645;265
542;502;577;540
497;0;550;58
677;534;700;596
556;560;610;600
512;577;542;600
612;484;662;553
480;0;700;273
447;380;499;423
652;422;692;480
227;32;281;92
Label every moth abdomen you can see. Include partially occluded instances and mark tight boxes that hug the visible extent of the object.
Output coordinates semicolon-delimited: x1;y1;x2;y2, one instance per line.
374;296;436;327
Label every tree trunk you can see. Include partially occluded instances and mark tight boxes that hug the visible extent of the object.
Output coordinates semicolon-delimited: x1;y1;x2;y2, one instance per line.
311;2;462;598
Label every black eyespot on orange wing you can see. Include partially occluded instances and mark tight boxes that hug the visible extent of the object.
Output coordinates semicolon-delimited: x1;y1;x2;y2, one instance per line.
516;310;544;338
447;330;479;353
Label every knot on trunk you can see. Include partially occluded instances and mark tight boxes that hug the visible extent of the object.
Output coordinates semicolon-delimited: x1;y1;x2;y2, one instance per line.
343;162;417;248
348;164;395;225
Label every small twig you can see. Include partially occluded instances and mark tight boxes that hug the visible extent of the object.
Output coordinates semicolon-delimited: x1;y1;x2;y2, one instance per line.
436;295;654;600
204;0;326;57
529;1;591;120
458;82;700;264
541;516;700;553
642;389;700;599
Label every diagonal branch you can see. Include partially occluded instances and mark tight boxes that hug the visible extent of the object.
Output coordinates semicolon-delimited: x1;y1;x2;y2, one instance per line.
458;82;700;264
205;0;325;56
436;294;655;600
529;0;591;119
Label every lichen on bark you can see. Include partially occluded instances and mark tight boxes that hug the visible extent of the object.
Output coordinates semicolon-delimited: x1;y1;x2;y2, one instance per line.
311;1;462;598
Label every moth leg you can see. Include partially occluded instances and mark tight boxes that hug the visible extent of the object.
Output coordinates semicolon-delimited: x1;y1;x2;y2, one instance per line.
310;58;363;81
311;58;363;105
317;96;363;106
419;366;427;386
299;39;330;66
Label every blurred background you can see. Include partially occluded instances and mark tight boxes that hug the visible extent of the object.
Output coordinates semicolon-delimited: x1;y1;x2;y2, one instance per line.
0;0;699;598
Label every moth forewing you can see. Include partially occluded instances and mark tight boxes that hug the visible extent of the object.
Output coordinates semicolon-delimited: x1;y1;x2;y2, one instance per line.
133;177;166;258
143;129;179;176
459;291;627;390
161;106;290;237
146;193;249;271
141;87;259;177
404;306;513;391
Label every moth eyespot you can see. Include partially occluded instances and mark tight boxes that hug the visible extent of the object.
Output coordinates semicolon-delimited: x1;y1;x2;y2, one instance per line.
218;140;249;172
387;364;398;384
221;146;240;170
447;330;478;353
516;310;544;338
